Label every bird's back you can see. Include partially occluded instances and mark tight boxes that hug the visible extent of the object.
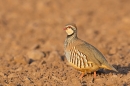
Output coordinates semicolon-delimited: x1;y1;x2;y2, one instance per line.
64;38;117;72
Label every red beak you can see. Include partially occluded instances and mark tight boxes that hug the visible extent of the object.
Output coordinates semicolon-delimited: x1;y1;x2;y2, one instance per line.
63;27;67;30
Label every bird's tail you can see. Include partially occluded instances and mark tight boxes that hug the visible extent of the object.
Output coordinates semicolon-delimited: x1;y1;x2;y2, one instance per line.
101;63;118;72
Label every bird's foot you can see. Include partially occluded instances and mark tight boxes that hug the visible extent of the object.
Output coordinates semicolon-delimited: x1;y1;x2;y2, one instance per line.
92;71;96;83
79;72;85;81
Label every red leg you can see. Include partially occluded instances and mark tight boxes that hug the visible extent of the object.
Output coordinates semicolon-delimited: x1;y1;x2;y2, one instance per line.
92;71;96;83
94;71;96;79
79;72;85;80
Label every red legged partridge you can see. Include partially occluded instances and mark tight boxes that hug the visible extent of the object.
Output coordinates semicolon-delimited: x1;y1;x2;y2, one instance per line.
64;24;117;80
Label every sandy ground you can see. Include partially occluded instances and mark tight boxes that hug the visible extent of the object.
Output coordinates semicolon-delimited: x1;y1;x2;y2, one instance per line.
0;0;130;86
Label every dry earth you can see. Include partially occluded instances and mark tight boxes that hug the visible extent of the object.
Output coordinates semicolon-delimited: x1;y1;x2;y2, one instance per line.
0;0;130;86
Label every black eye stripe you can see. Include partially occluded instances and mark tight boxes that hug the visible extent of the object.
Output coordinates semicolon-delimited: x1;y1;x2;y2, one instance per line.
67;26;75;30
67;26;72;28
66;25;76;31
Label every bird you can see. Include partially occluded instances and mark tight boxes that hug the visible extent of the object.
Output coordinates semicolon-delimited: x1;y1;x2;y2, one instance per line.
64;23;118;80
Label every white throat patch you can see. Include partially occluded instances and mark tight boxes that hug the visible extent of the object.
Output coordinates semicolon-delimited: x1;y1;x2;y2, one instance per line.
66;28;74;35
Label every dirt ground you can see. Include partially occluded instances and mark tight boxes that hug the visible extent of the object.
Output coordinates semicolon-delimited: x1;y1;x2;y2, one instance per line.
0;0;130;86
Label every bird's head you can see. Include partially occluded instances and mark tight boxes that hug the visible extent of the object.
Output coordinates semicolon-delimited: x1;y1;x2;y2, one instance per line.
64;24;77;36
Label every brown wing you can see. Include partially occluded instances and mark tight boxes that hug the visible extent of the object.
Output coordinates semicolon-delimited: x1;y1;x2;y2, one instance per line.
75;41;117;72
75;41;107;66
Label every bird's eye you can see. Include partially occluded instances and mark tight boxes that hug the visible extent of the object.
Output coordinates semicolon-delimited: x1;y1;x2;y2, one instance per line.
67;26;72;29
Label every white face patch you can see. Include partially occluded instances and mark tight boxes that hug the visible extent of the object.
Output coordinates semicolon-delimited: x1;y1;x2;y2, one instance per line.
66;28;74;35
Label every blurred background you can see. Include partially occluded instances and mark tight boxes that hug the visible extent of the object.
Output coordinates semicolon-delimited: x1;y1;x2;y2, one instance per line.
0;0;130;85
